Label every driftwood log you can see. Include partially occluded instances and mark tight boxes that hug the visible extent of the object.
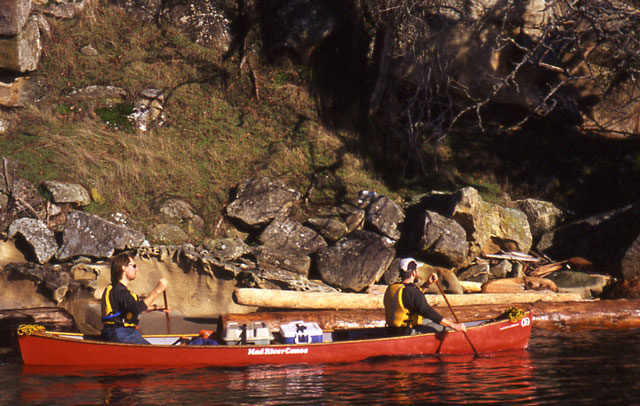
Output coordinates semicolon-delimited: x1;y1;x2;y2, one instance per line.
0;307;76;347
220;299;640;332
233;288;583;309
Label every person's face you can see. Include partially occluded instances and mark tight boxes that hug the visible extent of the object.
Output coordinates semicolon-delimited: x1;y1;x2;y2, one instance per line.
123;260;138;281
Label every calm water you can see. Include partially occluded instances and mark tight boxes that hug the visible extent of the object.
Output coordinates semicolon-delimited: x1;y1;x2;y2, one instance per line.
0;328;638;405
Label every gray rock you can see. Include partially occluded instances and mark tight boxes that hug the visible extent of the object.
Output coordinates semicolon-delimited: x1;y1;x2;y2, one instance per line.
259;216;326;255
42;180;91;206
203;237;250;261
509;262;525;278
238;266;337;293
547;270;610;299
253;246;311;276
57;211;145;260
146;223;189;245
537;201;640;280
449;187;532;256
307;214;349;242
0;0;32;36
225;177;300;227
8;218;58;264
340;204;366;234
68;85;127;102
38;0;86;19
316;230;395;292
79;44;98;56
490;260;512;278
158;198;204;232
159;0;231;52
0;18;41;72
3;262;71;304
514;198;564;240
129;88;166;132
458;263;490;281
259;0;347;60
0;118;9;134
363;194;404;241
410;210;469;267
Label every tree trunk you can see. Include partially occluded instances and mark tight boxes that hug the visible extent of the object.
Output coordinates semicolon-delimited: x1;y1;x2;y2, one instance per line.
233;288;582;309
221;299;640;332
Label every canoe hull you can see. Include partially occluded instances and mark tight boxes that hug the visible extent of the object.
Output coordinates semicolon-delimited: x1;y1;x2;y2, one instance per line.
18;313;532;367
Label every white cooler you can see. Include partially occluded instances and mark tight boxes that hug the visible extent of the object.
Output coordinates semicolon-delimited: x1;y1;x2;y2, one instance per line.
279;321;323;344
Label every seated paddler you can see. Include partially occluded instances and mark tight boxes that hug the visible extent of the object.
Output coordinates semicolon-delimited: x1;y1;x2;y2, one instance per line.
384;257;467;336
101;252;170;344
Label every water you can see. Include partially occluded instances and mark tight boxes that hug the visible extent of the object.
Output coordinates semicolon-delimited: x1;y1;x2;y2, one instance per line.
1;329;638;405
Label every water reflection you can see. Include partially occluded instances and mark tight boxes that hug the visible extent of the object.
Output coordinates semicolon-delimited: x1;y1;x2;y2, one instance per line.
18;350;536;405
11;330;640;405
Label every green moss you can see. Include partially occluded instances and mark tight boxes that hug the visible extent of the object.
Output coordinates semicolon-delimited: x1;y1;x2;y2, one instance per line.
95;104;134;132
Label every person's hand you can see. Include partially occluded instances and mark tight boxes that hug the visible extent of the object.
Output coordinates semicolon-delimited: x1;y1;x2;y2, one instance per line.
452;322;467;332
156;278;169;292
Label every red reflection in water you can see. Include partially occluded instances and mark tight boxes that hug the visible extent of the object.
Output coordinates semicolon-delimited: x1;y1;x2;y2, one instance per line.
19;350;537;405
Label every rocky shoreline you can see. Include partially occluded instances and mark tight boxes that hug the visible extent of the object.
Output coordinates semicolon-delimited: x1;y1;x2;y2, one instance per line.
2;171;640;343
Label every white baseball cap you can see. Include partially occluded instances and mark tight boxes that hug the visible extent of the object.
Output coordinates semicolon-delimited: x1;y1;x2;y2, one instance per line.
399;257;418;273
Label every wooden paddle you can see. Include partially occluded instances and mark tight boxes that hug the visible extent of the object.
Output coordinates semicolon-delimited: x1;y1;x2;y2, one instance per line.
435;280;478;355
163;291;171;334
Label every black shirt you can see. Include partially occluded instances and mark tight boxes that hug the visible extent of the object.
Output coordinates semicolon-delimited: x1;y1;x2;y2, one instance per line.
104;282;148;326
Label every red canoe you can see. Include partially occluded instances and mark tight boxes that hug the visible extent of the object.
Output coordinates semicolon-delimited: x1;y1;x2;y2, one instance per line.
18;312;532;367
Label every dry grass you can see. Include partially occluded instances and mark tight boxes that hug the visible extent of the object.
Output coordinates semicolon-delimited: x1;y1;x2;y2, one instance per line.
0;2;392;240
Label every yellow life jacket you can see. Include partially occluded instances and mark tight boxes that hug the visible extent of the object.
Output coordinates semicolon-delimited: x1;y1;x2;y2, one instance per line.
384;283;423;328
101;284;139;328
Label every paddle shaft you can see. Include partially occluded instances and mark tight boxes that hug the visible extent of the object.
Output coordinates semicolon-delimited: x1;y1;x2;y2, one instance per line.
435;280;478;355
163;291;171;334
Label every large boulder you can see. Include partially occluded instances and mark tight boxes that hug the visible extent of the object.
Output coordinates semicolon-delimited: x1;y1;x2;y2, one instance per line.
57;211;145;260
361;193;404;241
157;197;204;233
7;218;57;264
258;0;348;59
513;198;564;241
0;0;32;36
316;230;395;292
159;0;231;52
0;18;41;72
2;262;71;304
449;187;532;257
258;216;327;255
225;177;300;228
307;203;366;242
202;236;250;261
42;180;91;207
538;201;640;280
408;210;469;267
253;246;311;276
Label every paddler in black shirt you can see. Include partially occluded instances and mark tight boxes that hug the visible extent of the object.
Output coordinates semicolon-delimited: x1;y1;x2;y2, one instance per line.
384;257;466;336
101;252;169;344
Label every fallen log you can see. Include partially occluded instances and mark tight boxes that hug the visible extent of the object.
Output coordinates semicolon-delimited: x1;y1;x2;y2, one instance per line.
0;307;76;331
220;299;640;332
233;288;583;309
0;307;76;347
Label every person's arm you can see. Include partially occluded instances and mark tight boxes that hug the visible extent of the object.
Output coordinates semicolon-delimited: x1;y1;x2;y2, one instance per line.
407;284;467;332
405;285;444;324
439;318;467;332
143;278;168;308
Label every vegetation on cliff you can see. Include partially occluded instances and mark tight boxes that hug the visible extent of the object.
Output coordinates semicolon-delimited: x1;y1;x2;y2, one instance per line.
1;0;640;242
